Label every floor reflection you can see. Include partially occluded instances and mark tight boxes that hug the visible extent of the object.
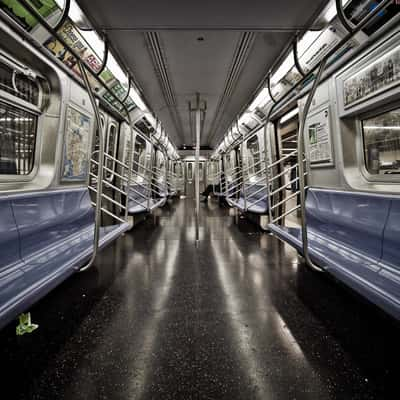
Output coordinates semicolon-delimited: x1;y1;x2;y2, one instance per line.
0;197;398;399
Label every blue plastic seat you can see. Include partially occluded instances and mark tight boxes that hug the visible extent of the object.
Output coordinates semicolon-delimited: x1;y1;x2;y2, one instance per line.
127;184;168;214
269;188;400;320
227;184;268;214
0;188;129;330
127;185;149;214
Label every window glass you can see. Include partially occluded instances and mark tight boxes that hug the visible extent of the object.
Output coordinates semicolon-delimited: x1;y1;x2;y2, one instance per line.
105;124;117;178
362;107;400;175
133;136;147;178
0;101;37;175
156;151;165;179
344;0;399;36
245;136;261;178
0;63;40;105
187;163;193;180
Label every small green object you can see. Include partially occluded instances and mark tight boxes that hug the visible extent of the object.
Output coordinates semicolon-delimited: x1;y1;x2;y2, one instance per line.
16;313;38;336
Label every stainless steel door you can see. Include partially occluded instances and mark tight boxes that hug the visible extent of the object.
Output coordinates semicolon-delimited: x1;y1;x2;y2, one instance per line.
185;161;205;197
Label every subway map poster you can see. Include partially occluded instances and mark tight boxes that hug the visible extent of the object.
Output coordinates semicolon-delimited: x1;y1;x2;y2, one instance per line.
62;106;91;181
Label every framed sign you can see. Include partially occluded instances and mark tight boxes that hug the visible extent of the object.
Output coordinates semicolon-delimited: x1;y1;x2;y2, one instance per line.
343;44;400;108
306;106;334;166
62;105;91;181
44;21;111;92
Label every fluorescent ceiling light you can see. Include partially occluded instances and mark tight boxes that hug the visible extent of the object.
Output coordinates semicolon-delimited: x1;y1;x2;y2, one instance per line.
297;30;323;58
106;52;128;86
280;107;299;124
271;52;295;86
238;112;253;126
145;113;157;128
364;126;400;130
248;88;270;111
54;0;91;28
80;30;105;60
324;0;351;23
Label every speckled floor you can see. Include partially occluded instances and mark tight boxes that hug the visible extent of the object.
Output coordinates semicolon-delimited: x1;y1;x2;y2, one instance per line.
1;197;399;399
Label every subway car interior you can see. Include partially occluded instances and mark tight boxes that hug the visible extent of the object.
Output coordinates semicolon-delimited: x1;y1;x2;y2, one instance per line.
1;0;400;399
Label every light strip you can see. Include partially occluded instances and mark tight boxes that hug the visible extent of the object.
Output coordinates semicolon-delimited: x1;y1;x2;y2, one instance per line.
364;126;400;130
324;0;352;23
248;88;270;111
280;107;299;124
129;87;147;111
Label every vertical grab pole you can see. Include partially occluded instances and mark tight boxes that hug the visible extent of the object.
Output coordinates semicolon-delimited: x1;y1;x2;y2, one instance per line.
195;93;201;243
123;95;135;222
264;122;273;224
264;102;277;224
239;121;247;212
78;61;105;272
297;58;327;273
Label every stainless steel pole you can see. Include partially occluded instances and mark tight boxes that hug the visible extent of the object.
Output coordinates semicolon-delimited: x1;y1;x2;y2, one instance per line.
195;94;201;243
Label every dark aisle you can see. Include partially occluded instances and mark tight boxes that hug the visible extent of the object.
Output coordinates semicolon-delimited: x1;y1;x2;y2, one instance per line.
1;198;399;400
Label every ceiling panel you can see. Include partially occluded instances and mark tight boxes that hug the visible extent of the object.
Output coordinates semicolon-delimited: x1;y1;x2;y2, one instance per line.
77;0;329;147
78;0;328;31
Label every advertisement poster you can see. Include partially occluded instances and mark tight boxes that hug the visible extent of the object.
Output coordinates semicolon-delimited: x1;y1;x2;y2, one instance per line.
103;81;136;112
0;0;57;31
62;106;91;181
44;21;111;91
344;44;400;107
307;107;333;165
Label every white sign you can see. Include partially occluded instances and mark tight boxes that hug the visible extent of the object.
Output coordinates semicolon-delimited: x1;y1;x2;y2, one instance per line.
306;107;333;165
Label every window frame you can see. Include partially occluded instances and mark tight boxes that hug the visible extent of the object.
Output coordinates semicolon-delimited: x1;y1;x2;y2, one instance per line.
0;96;42;182
0;53;44;182
245;135;262;179
105;120;119;181
358;100;400;184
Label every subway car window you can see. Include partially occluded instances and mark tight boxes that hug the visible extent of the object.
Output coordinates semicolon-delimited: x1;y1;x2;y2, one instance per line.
362;107;400;175
345;0;400;36
133;136;147;177
0;62;40;106
246;136;261;176
0;101;37;175
105;123;117;179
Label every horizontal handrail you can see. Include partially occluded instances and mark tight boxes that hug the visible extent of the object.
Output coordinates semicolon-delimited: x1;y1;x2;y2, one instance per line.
241;158;264;175
244;183;267;200
268;162;304;183
270;189;304;210
281;134;297;143
127;185;149;200
271;205;300;224
89;173;128;196
226;187;243;198
245;192;268;208
88;186;127;210
267;150;298;169
90;202;126;224
91;159;129;182
269;175;307;196
242;170;267;189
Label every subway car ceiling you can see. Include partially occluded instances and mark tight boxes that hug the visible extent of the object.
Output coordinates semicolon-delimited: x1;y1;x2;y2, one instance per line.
2;0;397;151
70;0;332;148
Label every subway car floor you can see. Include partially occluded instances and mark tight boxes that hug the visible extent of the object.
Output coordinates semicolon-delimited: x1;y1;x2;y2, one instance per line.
1;197;399;400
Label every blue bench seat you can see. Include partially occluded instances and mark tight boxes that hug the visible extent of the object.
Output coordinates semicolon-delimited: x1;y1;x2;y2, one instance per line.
269;188;400;320
0;188;129;330
127;184;167;214
227;184;268;214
